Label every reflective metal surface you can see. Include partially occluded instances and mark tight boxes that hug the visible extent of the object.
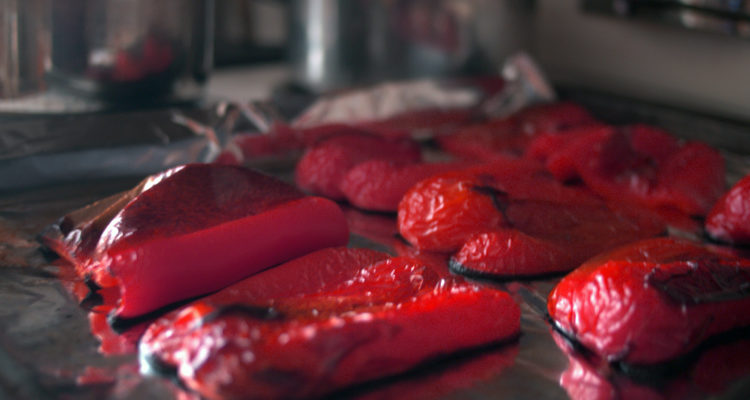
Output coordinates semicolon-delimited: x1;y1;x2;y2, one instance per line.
0;0;50;99
288;0;532;92
583;0;750;38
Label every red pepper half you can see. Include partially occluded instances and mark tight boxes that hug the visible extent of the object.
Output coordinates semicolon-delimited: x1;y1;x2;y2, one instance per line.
140;247;520;400
398;158;665;276
527;124;726;216
340;160;470;212
548;237;750;365
294;132;422;199
706;174;750;245
42;163;349;319
437;102;598;161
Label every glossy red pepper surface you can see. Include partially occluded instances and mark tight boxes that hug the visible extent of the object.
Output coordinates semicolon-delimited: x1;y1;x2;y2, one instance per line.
218;123;371;165
527;124;726;216
294;132;422;199
706;174;750;245
398;158;665;276
43;163;349;318
437;102;597;161
548;237;750;365
341;160;470;212
140;247;520;400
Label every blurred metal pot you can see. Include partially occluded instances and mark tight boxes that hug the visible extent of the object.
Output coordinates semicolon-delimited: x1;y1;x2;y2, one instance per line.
0;0;50;99
48;0;213;103
288;0;532;92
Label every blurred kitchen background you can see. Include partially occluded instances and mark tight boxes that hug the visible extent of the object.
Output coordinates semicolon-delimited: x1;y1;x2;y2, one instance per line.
1;0;749;120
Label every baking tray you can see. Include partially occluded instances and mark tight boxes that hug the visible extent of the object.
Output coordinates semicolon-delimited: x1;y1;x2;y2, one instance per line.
2;92;750;400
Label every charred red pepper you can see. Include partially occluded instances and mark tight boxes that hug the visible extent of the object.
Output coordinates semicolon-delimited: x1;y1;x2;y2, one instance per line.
42;163;349;319
294;132;422;199
527;124;726;216
437;102;598;161
548;237;750;365
706;174;750;245
554;328;750;400
398;158;664;276
218;123;370;165
140;247;520;400
341;160;470;212
358;108;475;138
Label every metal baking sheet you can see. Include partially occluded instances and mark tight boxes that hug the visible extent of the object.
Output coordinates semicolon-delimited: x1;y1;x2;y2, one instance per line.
3;93;750;400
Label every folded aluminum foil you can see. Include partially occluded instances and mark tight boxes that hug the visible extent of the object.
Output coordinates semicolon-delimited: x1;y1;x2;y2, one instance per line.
0;109;217;192
292;52;554;128
0;53;557;192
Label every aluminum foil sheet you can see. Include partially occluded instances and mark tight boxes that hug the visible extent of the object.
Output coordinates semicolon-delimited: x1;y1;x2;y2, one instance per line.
0;53;552;192
0;108;217;192
3;166;750;400
3;65;750;398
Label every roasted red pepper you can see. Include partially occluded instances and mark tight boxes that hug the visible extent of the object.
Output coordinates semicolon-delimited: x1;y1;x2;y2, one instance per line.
341;160;470;212
295;132;422;199
218;123;371;165
527;124;726;216
42;163;349;319
398;158;665;276
548;237;750;365
358;108;475;138
555;329;750;400
437;117;526;160
706;174;750;245
140;247;520;400
437;102;597;161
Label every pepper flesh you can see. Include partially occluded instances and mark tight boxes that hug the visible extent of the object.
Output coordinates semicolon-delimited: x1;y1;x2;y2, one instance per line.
398;158;665;276
140;248;520;400
527;124;726;216
42;163;349;319
548;237;750;365
706;174;750;245
340;160;470;212
437;102;597;161
294;132;422;199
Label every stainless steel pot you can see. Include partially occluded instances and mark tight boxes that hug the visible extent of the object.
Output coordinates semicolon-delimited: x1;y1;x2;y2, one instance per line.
0;0;50;99
288;0;532;92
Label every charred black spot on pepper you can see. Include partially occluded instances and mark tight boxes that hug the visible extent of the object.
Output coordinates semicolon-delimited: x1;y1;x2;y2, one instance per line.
645;257;750;305
471;185;510;215
201;304;283;325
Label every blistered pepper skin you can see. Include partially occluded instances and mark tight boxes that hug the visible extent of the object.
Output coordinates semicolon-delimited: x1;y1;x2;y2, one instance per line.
398;158;665;276
548;238;750;365
397;173;504;252
527;124;726;216
451;230;572;277
706;174;750;245
340;160;469;212
294;132;422;199
437;102;597;161
140;249;520;400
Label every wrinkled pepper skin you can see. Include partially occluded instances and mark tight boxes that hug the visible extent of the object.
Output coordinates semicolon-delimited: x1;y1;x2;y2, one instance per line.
437;102;597;161
218;123;370;165
294;132;422;199
340;160;469;212
554;328;750;400
706;174;750;245
140;248;520;400
42;164;349;319
398;158;665;276
527;124;726;216
548;238;750;365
